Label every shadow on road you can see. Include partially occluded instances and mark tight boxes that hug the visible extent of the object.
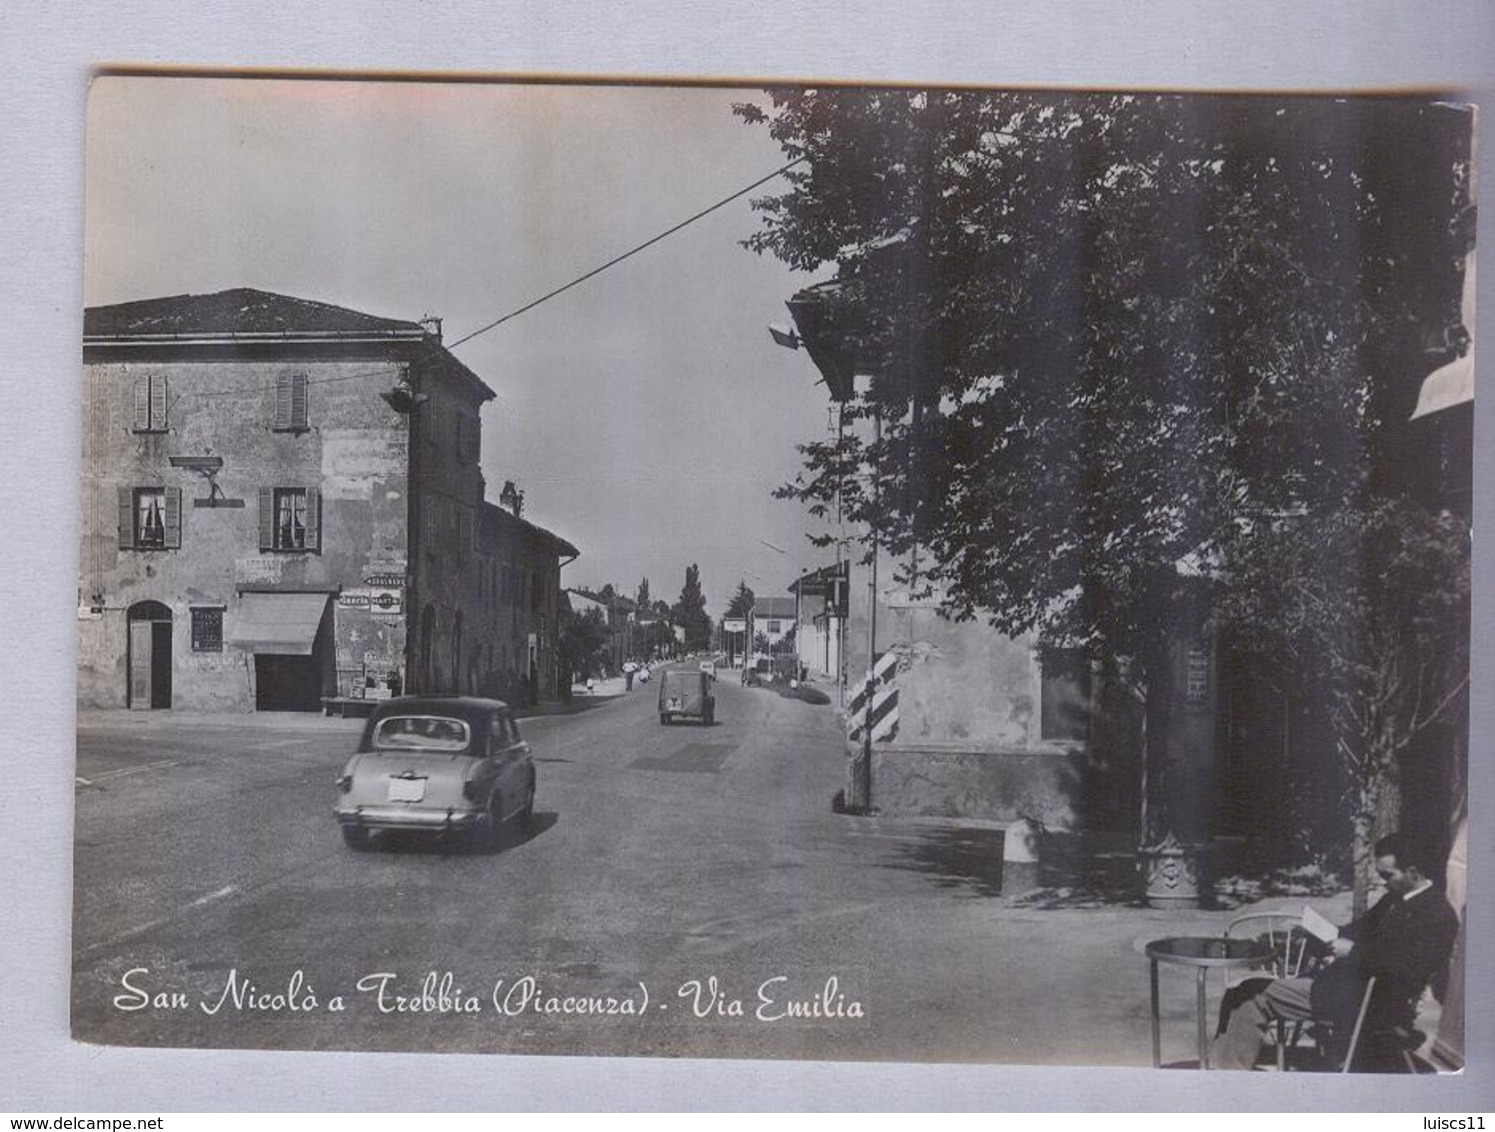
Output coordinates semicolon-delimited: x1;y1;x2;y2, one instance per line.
865;821;1008;898
355;811;558;857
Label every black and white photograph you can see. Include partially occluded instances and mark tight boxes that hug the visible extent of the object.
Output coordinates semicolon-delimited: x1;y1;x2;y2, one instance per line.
67;73;1477;1078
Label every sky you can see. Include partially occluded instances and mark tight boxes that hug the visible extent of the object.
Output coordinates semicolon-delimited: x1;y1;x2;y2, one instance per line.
85;77;836;616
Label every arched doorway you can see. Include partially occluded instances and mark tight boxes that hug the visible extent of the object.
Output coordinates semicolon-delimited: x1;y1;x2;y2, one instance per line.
127;600;173;710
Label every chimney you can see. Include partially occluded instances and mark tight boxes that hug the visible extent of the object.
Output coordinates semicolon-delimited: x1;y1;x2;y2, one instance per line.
419;314;443;342
499;480;524;518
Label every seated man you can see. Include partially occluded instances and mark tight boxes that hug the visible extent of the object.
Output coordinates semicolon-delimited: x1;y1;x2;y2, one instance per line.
1212;832;1459;1071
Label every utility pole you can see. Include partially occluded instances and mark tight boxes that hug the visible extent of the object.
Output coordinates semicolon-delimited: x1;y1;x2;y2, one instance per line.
862;404;880;808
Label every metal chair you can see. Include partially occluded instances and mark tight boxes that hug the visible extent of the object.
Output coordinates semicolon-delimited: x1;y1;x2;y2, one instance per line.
1224;912;1320;1070
1332;975;1378;1072
1285;969;1387;1070
1225;912;1314;978
1336;978;1433;1072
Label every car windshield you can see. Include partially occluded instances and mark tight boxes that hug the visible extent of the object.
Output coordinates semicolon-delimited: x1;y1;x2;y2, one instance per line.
373;715;471;752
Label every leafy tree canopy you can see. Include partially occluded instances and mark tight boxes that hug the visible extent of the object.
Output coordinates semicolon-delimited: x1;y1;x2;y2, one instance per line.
558;605;610;680
738;90;1471;665
739;90;1472;891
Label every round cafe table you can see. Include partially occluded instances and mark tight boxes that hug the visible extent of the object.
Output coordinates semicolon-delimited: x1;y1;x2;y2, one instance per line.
1147;935;1274;1069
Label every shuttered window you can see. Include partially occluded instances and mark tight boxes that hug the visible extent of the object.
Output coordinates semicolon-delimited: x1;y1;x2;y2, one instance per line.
259;486;321;550
119;486;181;549
132;375;169;432
273;373;309;431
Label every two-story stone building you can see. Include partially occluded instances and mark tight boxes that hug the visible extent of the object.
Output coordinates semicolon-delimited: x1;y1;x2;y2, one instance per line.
78;288;575;712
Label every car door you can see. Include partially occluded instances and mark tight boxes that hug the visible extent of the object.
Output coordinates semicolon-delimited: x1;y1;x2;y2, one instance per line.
489;709;530;819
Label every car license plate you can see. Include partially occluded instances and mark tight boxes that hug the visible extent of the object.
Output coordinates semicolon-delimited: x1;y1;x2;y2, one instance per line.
387;776;426;802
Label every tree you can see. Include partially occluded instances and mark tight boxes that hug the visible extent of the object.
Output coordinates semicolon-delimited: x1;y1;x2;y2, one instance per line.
726;580;755;619
639;617;675;660
558;605;611;684
670;564;712;652
1217;499;1469;912
637;577;650;609
738;89;1472;900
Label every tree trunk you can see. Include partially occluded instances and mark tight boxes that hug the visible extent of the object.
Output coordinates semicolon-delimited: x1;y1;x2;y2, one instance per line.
1351;747;1402;917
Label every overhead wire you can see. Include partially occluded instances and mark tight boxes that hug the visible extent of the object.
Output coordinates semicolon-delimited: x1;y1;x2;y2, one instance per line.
163;155;807;401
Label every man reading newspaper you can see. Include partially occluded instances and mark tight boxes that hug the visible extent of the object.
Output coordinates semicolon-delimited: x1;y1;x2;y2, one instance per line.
1211;832;1459;1071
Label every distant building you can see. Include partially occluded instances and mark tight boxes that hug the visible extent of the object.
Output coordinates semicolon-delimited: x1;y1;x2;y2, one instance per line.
78;287;577;712
791;561;846;682
565;590;610;620
473;501;578;704
750;595;797;655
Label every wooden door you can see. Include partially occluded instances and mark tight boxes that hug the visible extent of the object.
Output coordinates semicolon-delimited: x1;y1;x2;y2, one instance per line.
129;620;153;710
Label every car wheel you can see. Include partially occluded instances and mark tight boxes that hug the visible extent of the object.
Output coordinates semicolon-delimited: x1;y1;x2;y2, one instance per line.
474;792;505;850
660;712;670;725
341;825;370;851
520;779;535;825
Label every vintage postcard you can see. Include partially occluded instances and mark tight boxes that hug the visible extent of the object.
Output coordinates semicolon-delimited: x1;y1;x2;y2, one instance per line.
74;75;1473;1072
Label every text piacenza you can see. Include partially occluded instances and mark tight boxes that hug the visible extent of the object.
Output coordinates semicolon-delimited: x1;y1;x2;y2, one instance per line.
111;968;867;1023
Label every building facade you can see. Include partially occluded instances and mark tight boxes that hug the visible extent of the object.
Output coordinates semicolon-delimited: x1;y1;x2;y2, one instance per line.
472;501;578;704
790;562;846;683
837;550;1131;832
78;288;575;712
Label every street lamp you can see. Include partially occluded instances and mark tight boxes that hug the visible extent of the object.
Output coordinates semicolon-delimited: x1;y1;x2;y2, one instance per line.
767;323;801;350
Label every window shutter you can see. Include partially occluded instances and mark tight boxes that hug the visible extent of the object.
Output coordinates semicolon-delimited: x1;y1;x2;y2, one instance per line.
259;487;274;550
275;375;291;429
164;487;182;549
291;374;308;429
303;486;320;550
118;486;135;549
150;375;168;430
133;379;150;431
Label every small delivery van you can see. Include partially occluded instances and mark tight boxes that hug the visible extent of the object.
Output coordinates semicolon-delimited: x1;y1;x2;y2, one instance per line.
658;667;716;726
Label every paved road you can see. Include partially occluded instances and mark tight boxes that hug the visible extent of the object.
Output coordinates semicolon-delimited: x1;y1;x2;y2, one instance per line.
73;671;1220;1065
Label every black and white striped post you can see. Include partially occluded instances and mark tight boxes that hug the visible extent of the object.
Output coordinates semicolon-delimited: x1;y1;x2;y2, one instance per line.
861;404;882;807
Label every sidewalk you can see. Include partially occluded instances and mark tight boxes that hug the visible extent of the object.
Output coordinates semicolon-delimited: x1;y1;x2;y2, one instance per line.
74;680;638;730
75;706;365;732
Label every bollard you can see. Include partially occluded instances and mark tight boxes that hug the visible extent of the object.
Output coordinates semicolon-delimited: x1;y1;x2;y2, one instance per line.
1002;819;1041;897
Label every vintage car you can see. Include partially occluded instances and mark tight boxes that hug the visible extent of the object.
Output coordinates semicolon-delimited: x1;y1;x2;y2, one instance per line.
333;696;535;850
659;667;715;725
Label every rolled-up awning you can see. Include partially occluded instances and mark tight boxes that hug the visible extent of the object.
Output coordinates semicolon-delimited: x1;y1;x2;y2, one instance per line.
229;592;331;655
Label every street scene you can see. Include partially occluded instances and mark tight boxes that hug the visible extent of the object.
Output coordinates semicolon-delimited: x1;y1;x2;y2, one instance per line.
74;676;1185;1063
75;78;1473;1071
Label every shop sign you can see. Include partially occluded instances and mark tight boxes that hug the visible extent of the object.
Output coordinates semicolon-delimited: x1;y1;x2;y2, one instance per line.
340;587;404;616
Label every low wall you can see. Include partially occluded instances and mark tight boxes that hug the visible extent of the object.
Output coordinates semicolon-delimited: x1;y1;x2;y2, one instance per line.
850;741;1091;828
